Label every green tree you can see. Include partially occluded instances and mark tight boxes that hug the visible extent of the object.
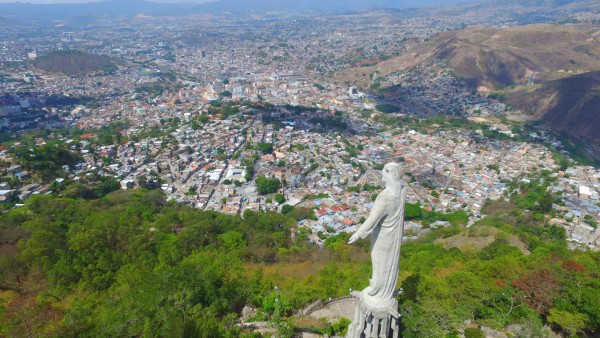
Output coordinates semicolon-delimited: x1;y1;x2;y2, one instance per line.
281;205;294;215
258;142;274;154
405;203;422;220
94;177;121;198
12;142;82;179
274;194;286;204
64;182;96;199
547;308;587;337
256;176;281;195
464;328;485;338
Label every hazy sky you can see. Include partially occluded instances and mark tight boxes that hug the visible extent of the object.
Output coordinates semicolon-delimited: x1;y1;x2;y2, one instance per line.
0;0;217;3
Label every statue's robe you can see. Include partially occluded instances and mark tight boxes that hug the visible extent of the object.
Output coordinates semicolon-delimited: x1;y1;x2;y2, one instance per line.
361;186;406;304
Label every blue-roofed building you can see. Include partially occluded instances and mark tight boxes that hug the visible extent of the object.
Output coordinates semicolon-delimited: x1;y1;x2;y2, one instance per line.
342;225;357;233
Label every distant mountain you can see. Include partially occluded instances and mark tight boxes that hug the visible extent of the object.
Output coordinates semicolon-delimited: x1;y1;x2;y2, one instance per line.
485;0;600;8
0;0;195;23
428;25;600;147
197;0;477;14
0;0;479;23
34;50;117;76
430;25;600;89
336;23;600;149
337;24;600;88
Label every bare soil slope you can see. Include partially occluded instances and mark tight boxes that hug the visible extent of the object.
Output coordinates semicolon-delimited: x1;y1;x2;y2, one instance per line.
335;39;432;88
337;24;600;89
507;70;600;143
433;24;600;88
336;24;600;147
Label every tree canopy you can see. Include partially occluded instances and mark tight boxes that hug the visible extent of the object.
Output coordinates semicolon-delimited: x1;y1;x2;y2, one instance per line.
256;176;281;195
0;188;598;337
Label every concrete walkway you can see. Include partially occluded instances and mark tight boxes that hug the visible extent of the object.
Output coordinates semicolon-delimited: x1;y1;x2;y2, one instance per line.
310;298;357;323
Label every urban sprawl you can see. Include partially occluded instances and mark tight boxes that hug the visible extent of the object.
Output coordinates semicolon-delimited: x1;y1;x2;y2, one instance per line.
1;8;599;251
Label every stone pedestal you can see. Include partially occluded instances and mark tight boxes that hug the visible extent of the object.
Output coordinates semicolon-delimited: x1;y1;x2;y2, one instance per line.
347;291;400;338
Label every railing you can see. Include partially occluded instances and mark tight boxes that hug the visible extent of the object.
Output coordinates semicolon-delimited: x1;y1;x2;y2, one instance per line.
301;296;357;316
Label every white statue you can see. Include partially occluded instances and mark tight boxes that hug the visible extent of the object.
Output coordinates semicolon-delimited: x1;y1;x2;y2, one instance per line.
348;162;406;309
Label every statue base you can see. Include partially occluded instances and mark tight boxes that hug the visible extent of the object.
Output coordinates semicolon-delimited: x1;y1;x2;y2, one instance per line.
346;291;401;338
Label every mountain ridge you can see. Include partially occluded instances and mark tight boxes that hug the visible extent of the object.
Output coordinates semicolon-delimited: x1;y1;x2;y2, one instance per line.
431;24;600;88
336;23;600;149
0;0;479;22
33;50;118;76
507;71;600;146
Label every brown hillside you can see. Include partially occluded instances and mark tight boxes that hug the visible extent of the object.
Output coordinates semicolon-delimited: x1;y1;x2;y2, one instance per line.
334;39;432;88
507;71;600;144
433;25;600;88
34;50;117;76
335;24;600;148
336;24;600;90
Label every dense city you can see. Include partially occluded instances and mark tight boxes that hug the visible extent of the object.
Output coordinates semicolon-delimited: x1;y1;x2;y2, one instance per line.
1;4;599;252
1;0;600;337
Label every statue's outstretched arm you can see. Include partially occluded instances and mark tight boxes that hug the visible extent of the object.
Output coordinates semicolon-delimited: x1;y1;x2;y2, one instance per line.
348;199;386;244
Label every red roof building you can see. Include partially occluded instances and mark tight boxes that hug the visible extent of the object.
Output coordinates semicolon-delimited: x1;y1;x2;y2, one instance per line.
316;208;329;217
343;218;355;226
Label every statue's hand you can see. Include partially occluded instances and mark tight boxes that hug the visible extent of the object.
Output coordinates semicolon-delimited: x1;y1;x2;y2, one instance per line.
348;233;360;244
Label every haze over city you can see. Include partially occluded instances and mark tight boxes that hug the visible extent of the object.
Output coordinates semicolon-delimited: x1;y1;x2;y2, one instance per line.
0;0;599;337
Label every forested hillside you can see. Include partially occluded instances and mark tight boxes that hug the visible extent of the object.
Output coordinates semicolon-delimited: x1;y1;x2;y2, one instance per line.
0;188;599;337
33;50;117;76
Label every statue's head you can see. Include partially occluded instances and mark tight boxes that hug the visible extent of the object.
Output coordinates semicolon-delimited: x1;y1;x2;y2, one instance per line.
382;162;403;194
